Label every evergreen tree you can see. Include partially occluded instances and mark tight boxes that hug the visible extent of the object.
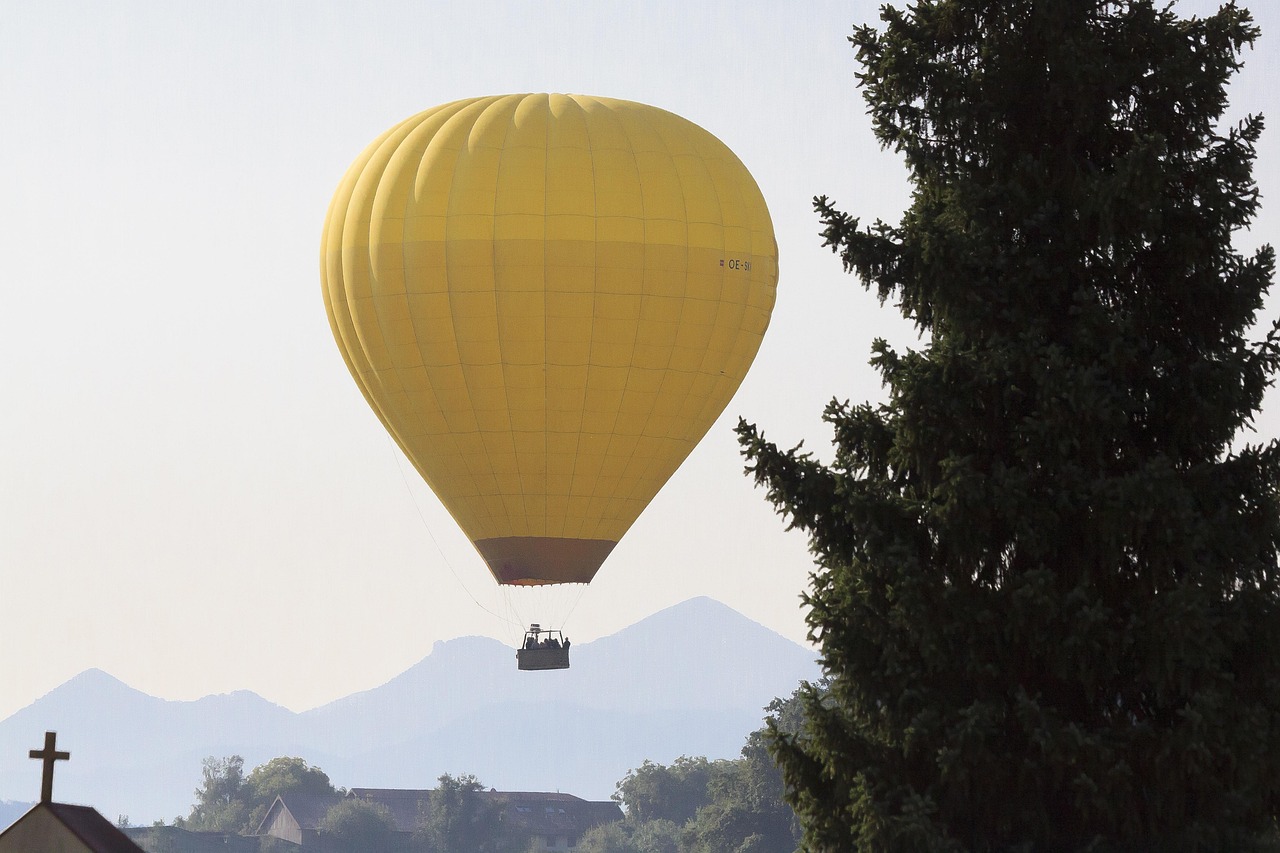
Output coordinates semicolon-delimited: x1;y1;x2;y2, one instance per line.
737;2;1280;850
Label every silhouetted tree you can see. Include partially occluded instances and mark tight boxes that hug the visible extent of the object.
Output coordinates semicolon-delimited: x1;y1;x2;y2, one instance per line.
597;693;805;853
175;754;336;836
415;773;519;853
243;756;335;832
685;705;800;852
616;757;723;826
178;755;247;832
320;798;400;853
739;1;1280;849
577;818;682;853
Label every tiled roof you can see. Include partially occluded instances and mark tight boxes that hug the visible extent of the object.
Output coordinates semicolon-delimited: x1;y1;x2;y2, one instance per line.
346;789;431;832
345;787;622;839
268;787;622;842
122;826;259;853
497;792;622;838
43;803;143;853
269;793;345;830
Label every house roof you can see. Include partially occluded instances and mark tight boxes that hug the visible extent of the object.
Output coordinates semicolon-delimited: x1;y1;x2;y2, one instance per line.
0;803;144;853
346;788;622;839
255;792;345;835
345;789;431;832
261;787;622;842
498;792;623;838
122;825;260;853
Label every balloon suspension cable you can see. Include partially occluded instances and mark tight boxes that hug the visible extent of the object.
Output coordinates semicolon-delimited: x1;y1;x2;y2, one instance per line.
560;583;587;629
502;593;524;646
387;439;524;633
498;581;583;646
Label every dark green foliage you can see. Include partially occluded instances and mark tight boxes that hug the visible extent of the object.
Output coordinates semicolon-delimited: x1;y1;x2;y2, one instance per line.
584;694;804;853
414;773;520;853
242;757;336;833
319;799;401;853
617;757;721;825
737;1;1280;850
683;697;803;853
576;819;682;853
178;756;249;832
175;755;336;835
128;824;267;853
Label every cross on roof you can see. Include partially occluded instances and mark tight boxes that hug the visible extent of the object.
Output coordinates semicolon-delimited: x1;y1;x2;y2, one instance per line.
29;731;70;804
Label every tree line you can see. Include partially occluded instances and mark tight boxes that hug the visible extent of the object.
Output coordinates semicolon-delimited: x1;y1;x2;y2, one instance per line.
576;693;806;853
144;690;807;853
164;758;516;852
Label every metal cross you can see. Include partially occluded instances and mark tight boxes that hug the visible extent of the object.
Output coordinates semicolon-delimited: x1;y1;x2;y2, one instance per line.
29;731;70;804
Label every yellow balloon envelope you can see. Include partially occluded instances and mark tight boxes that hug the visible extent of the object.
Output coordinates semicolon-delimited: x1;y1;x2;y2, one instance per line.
322;94;778;586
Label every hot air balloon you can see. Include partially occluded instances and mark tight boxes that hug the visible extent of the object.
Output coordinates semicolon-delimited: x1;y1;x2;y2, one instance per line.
321;94;777;667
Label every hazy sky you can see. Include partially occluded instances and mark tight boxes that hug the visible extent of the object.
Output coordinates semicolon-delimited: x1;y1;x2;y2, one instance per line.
2;1;1276;722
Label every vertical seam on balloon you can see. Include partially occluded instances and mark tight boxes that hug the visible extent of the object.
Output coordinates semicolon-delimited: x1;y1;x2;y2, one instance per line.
325;147;403;465
323;132;376;409
630;105;690;519
600;99;657;542
443;96;501;540
404;100;474;530
487;95;522;538
577;94;597;544
583;98;626;540
344;130;430;481
692;121;729;378
540;93;552;542
637;109;705;508
693;145;771;440
634;106;692;530
400;112;427;444
341;132;388;408
408;100;476;517
364;133;402;418
385;115;429;445
349;117;421;452
680;117;737;446
560;93;593;544
583;96;606;545
398;103;460;466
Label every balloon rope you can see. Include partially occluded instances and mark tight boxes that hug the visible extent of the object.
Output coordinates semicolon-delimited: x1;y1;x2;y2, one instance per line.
501;587;527;646
560;582;586;630
386;439;524;633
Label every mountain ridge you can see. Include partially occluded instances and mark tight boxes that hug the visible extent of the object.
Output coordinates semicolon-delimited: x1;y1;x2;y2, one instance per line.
0;597;818;826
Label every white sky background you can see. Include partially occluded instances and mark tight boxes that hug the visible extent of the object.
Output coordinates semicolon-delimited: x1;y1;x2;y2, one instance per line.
0;0;1276;721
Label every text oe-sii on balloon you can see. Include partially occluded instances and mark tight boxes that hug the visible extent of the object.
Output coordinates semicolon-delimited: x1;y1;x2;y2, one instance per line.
321;94;778;588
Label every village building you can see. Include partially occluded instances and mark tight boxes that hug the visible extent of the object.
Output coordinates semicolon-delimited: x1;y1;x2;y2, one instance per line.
1;731;620;852
0;802;147;853
483;790;624;852
256;786;623;852
0;732;146;853
254;792;345;848
123;825;260;853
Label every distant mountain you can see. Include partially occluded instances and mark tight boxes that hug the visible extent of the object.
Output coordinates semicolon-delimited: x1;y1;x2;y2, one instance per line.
0;597;818;826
